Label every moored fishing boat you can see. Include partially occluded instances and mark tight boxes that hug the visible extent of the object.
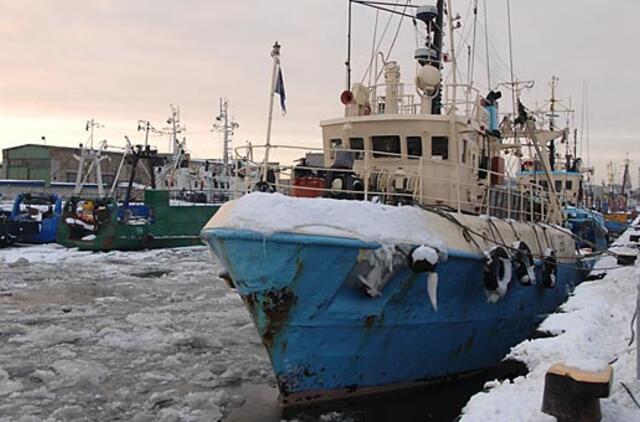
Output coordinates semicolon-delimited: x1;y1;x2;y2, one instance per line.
202;1;593;405
9;193;62;243
57;108;238;251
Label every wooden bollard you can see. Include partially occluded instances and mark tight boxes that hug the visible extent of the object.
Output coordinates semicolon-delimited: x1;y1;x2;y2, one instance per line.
541;363;613;422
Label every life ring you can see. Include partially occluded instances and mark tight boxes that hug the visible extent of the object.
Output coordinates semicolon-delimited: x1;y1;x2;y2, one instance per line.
512;241;536;286
142;234;154;250
484;246;512;298
542;248;557;288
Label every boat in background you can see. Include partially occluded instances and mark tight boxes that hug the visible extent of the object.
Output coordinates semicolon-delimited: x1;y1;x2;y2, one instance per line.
564;206;608;251
9;193;62;243
202;1;592;405
514;77;608;253
57;106;240;251
601;159;635;236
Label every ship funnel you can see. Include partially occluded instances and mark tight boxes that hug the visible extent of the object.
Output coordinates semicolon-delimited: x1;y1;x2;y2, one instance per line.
384;61;401;114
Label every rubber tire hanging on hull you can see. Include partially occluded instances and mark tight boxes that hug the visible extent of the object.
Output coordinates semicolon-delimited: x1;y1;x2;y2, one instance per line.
513;241;536;286
542;249;558;288
484;246;512;292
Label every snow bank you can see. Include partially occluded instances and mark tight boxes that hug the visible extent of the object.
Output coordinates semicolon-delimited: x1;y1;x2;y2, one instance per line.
461;223;640;421
205;193;445;249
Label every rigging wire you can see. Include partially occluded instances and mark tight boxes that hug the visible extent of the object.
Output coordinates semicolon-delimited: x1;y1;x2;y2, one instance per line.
483;0;492;89
360;0;399;85
351;0;415;19
468;0;479;88
506;0;517;117
372;0;412;83
367;9;381;87
383;1;412;65
580;82;586;159
586;85;591;169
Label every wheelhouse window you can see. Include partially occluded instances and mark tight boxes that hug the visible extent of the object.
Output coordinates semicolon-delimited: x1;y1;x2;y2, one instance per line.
406;136;422;159
431;136;449;160
461;139;468;163
349;137;364;160
566;180;573;190
555;180;563;192
329;138;342;159
372;135;401;158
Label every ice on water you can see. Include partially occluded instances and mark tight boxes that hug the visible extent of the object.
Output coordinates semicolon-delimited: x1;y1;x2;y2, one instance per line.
0;244;273;421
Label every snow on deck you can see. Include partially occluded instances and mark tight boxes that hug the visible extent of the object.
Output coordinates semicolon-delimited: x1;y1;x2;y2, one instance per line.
205;192;445;249
461;221;640;421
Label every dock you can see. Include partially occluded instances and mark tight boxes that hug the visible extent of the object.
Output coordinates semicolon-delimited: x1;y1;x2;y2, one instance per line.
461;220;640;421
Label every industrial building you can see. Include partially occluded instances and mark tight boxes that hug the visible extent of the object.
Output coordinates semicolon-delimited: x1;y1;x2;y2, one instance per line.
1;143;150;186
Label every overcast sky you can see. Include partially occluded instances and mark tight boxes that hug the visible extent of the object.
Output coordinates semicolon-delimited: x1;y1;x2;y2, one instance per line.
1;0;638;185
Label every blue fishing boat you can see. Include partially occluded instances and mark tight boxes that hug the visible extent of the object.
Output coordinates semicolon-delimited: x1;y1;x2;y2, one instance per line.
202;2;590;405
564;206;608;251
516;167;608;252
9;193;62;243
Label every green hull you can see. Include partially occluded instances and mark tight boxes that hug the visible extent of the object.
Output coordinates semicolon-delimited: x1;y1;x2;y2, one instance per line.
57;190;220;251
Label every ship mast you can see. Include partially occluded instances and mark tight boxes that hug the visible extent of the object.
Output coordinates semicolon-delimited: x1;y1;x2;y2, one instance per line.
548;76;558;171
214;98;239;177
74;119;107;197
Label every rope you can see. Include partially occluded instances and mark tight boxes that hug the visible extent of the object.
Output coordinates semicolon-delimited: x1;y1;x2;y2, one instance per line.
506;219;521;242
416;202;596;262
488;217;509;249
620;382;640;410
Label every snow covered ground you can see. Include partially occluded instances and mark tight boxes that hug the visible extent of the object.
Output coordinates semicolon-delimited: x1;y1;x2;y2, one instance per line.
0;245;274;421
461;224;640;421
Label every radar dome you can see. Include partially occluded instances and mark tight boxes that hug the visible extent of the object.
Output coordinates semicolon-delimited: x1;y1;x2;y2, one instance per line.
416;65;441;94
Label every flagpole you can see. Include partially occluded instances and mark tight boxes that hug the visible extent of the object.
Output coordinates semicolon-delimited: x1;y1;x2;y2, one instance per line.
263;41;281;183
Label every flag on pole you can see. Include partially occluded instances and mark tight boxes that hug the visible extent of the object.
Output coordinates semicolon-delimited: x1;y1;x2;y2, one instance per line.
275;66;286;115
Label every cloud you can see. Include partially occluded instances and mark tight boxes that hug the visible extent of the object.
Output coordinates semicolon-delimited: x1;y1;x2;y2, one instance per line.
0;0;638;182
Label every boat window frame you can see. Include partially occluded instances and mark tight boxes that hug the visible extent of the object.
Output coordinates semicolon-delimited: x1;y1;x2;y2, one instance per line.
406;136;422;159
431;136;449;160
349;137;365;160
371;135;401;159
461;139;468;163
329;138;342;159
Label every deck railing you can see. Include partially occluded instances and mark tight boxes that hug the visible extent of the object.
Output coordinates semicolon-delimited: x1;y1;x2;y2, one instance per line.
232;144;566;224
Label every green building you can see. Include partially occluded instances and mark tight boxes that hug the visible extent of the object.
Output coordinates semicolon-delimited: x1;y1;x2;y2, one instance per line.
1;144;148;185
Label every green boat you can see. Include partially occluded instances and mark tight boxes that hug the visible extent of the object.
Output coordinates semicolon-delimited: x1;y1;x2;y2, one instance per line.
57;190;220;251
56;107;241;251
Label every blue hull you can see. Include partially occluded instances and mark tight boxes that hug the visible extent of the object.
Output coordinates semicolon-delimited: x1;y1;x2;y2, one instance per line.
564;207;608;251
203;228;582;404
17;216;60;243
10;193;62;244
605;220;628;236
567;219;608;251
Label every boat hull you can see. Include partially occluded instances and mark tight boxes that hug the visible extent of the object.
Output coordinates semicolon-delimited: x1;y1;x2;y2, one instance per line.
202;227;582;405
57;191;219;251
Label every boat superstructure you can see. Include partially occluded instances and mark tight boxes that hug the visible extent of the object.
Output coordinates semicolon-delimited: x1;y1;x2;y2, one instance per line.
201;1;591;405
